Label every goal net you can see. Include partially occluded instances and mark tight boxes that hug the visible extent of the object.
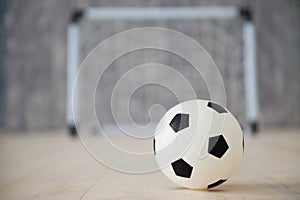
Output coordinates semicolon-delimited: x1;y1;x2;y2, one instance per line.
66;7;258;135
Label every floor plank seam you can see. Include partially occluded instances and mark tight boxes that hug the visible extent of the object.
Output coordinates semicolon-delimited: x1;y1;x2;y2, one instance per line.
78;179;99;200
266;175;300;196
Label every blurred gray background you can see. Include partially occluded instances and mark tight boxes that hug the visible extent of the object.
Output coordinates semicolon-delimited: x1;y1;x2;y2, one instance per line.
0;0;299;132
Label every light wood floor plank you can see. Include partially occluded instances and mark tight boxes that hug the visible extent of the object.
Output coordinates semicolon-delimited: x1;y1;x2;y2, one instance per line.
0;130;299;199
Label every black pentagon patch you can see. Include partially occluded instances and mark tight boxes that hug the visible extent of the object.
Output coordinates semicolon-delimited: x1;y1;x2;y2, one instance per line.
207;102;227;114
171;158;193;178
153;137;156;155
208;135;229;158
169;113;189;133
207;179;227;189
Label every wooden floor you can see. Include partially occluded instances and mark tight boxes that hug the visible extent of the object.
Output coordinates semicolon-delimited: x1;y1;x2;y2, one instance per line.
0;130;299;200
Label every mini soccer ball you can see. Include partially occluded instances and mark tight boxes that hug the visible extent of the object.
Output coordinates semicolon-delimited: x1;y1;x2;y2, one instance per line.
154;99;244;189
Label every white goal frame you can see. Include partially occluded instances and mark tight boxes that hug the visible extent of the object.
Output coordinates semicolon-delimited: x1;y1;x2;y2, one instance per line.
66;6;259;135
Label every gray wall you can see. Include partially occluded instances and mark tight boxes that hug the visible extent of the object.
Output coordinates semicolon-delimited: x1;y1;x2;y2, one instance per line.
253;0;300;128
0;0;6;127
2;0;300;131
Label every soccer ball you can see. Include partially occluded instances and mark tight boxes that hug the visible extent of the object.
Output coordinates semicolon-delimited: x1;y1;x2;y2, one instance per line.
153;99;244;189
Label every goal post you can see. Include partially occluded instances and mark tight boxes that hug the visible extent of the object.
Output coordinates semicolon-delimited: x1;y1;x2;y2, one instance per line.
66;6;259;136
